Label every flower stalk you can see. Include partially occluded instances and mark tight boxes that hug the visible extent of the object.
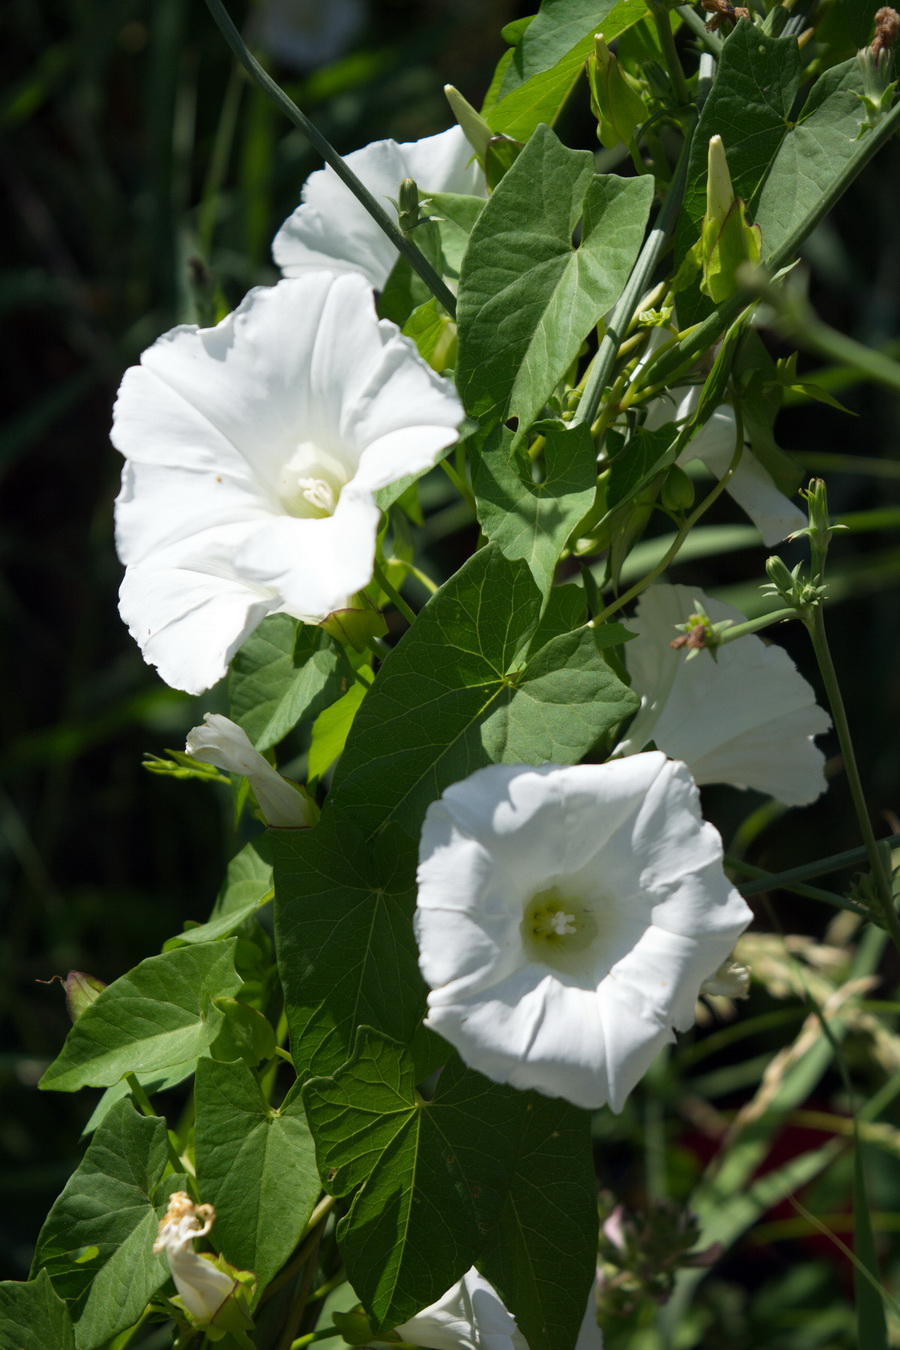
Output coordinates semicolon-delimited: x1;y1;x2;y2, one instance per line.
204;0;458;316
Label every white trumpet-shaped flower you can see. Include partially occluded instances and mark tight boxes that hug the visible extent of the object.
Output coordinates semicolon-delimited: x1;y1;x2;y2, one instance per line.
153;1192;235;1323
616;584;831;805
415;755;752;1113
646;382;806;547
394;1267;603;1350
185;713;313;827
273;125;486;289
112;272;462;693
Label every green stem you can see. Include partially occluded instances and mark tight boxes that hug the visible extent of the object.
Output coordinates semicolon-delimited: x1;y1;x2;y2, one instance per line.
197;64;243;260
733;831;900;896
385;557;440;595
677;5;723;56
591;406;743;625
755;281;900;396
203;0;457;317
440;455;477;513
125;1074;186;1178
572;119;695;431
290;1331;343;1348
714;606;804;644
804;604;900;954
648;0;692;110
372;560;417;626
644;95;900;390
726;857;869;916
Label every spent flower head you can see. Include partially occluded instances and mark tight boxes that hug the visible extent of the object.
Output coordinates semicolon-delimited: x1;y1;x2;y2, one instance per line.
153;1191;255;1337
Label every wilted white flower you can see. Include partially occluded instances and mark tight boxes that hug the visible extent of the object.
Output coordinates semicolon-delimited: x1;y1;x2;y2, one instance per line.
394;1267;603;1350
415;755;752;1112
185;713;313;827
616;584;831;805
273;125;486;289
645;382;806;546
153;1192;235;1323
112;272;462;694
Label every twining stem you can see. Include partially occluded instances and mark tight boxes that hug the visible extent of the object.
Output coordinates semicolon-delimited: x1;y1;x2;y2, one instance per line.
734;831;900;896
125;1074;186;1179
727;857;869;916
372;560;417;625
440;455;477;513
713;606;803;644
803;605;900;954
647;0;692;110
571;119;696;431
748;273;900;396
677;5;723;56
591;407;743;625
644;97;900;390
204;0;457;317
385;557;440;594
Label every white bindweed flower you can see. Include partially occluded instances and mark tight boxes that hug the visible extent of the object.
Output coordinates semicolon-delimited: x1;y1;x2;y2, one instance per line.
415;755;752;1112
645;382;806;546
112;272;462;693
153;1192;235;1323
616;584;831;805
273;126;487;289
394;1267;603;1350
185;713;313;827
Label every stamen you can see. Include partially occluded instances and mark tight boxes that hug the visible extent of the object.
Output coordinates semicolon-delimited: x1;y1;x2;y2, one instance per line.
548;910;577;936
296;477;337;514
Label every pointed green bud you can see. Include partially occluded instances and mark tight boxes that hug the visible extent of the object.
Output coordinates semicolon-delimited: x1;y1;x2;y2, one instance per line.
587;33;648;149
764;553;797;598
693;135;762;303
705;134;734;231
397;177;420;235
444;83;494;163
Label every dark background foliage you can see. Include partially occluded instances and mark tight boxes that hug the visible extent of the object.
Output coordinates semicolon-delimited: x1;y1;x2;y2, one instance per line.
2;0;899;1333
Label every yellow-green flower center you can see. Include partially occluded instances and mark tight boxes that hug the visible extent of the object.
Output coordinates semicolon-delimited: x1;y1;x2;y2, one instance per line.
520;887;599;974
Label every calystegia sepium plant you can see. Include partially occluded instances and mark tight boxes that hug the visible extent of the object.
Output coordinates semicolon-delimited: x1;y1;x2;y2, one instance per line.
11;1;900;1348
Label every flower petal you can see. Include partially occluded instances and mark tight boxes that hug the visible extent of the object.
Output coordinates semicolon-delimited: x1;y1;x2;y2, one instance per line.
416;757;752;1111
273;126;486;288
617;584;831;805
118;535;277;695
645;382;806;545
112;273;462;692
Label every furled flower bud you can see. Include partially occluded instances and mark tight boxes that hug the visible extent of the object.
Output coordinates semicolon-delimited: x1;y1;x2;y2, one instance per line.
691;136;762;303
443;83;494;163
587;34;648;149
397;176;421;234
185;714;315;828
